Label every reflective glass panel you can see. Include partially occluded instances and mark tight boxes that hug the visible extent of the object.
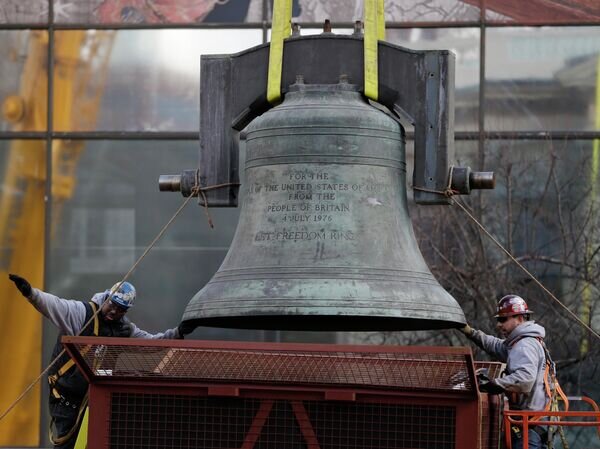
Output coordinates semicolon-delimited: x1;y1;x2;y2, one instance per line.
54;0;263;23
53;29;263;132
0;0;47;24
486;1;600;24
0;139;46;275
0;30;48;132
485;27;600;132
387;28;480;131
483;139;599;260
282;0;480;23
453;138;479;170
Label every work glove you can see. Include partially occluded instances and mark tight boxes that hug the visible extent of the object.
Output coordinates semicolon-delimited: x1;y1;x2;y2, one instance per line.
8;273;32;298
477;369;505;394
459;323;474;337
120;321;133;337
479;380;505;395
177;321;196;339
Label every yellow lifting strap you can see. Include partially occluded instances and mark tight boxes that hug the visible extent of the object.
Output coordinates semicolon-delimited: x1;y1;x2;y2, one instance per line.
266;0;386;103
267;0;292;104
364;0;385;101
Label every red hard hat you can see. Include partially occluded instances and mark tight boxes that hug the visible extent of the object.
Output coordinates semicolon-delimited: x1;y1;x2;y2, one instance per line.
494;294;533;318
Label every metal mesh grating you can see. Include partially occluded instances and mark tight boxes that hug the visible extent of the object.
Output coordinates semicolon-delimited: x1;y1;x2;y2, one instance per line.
64;338;476;392
110;393;456;449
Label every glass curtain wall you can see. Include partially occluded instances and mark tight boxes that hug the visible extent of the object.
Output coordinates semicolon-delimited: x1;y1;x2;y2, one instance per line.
0;1;599;447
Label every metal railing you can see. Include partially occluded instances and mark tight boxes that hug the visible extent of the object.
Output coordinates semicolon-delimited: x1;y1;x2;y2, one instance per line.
503;396;600;449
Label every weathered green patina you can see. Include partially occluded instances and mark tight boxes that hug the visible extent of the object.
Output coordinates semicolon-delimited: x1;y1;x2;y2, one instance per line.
182;81;466;331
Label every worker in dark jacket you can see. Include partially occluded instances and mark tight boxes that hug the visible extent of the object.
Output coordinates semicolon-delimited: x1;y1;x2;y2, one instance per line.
460;294;553;449
8;273;193;449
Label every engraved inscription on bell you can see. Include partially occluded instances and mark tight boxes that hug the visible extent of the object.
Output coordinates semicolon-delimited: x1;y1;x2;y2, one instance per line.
246;165;406;267
183;83;466;331
252;168;358;243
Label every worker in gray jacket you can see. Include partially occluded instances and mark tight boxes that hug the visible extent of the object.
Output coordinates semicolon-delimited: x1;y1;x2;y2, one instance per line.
8;273;193;449
460;294;553;449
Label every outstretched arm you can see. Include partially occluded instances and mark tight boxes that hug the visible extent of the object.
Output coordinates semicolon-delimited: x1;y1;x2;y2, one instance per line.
129;322;182;339
28;290;87;335
10;273;87;335
463;326;509;362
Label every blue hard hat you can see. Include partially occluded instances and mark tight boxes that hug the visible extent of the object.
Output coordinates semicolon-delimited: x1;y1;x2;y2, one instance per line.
108;281;136;309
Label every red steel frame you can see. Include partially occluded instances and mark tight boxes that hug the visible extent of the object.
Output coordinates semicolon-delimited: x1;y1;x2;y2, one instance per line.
64;337;489;449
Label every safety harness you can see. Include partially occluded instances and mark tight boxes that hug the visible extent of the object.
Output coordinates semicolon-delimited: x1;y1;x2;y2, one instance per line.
48;301;99;446
506;336;569;448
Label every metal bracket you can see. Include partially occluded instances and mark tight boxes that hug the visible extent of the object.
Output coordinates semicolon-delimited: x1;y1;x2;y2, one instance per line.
161;34;493;206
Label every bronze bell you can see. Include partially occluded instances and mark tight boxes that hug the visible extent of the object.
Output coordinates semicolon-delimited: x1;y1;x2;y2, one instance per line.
181;81;466;331
160;36;495;331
